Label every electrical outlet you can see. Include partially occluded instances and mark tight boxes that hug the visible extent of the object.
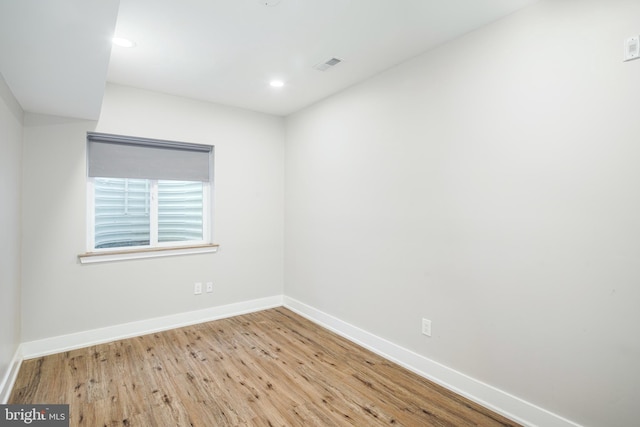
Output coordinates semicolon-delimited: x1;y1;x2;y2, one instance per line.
194;282;202;295
422;318;432;337
206;282;213;293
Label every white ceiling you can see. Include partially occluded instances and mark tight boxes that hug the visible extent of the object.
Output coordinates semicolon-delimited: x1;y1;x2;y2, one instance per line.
0;0;537;119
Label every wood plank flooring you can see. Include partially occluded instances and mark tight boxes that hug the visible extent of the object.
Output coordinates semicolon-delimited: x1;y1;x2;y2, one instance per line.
10;308;521;426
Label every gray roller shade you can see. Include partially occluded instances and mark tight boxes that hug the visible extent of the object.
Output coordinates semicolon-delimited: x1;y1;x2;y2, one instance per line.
87;132;212;182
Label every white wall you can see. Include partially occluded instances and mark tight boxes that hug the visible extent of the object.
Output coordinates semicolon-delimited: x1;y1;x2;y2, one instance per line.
0;73;23;397
284;1;640;426
21;84;284;342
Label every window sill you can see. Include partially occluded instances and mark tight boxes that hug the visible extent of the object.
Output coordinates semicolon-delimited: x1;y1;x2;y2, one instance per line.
78;244;219;264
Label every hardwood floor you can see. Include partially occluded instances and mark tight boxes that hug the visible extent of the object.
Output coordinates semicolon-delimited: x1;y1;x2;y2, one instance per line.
10;308;521;426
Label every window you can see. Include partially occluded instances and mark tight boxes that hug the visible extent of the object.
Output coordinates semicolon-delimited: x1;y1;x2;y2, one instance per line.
82;132;215;261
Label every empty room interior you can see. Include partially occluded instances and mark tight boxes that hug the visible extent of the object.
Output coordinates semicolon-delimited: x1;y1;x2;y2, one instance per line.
1;0;638;426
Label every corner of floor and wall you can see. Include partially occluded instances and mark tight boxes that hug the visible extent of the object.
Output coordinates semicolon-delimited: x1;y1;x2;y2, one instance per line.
2;295;585;427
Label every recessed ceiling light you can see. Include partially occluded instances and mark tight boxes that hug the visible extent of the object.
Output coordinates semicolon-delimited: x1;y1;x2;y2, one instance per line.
112;37;136;48
270;80;285;88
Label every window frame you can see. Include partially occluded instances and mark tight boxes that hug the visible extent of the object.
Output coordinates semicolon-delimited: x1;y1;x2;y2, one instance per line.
86;178;212;252
80;133;217;264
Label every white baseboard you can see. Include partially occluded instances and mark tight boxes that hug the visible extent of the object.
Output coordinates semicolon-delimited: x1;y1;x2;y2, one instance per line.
283;296;582;427
21;295;283;359
0;345;23;404
10;294;582;427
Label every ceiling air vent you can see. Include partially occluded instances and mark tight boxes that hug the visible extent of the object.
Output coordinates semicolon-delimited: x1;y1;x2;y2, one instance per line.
314;57;343;71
